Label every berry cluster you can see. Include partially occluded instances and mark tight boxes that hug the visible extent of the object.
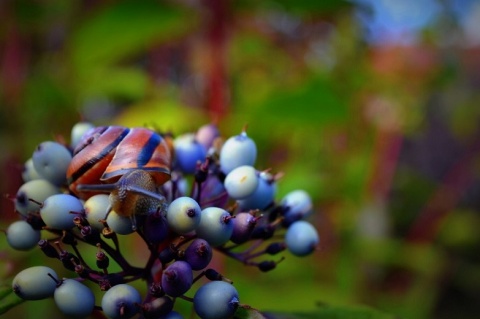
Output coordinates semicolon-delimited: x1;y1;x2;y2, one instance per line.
5;122;319;319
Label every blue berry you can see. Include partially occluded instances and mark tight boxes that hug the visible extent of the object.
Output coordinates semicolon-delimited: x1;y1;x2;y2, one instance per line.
166;197;201;235
195;207;234;247
15;179;60;217
72;125;105;154
285;220;319;256
193;281;239;319
54;279;95;318
219;130;257;175
106;210;136;235
160;310;184;319
173;133;207;174
6;220;41;251
70;121;95;149
40;194;84;230
21;158;41;182
12;266;58;300
84;194;110;231
32;141;72;186
101;284;142;319
237;171;276;211
224;165;259;199
281;189;313;226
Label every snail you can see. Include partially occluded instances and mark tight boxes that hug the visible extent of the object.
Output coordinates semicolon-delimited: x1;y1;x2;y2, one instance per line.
67;126;172;230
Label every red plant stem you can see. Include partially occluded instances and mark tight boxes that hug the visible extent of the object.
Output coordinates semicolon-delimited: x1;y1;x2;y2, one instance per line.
368;129;403;201
1;4;28;221
204;0;229;120
407;136;480;243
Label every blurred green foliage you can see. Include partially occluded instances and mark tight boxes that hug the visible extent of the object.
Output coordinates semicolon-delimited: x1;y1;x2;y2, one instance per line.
1;0;480;318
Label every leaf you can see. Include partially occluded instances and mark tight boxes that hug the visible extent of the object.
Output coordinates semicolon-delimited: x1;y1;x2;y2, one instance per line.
0;285;12;300
234;304;268;319
243;74;350;127
78;67;149;100
0;289;24;316
71;0;196;70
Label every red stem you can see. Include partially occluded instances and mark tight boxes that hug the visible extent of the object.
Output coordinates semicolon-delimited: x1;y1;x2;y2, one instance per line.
204;0;229;120
368;129;403;201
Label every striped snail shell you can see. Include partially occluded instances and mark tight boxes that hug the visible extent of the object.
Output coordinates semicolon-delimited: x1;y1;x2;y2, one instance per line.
66;126;172;230
67;126;172;199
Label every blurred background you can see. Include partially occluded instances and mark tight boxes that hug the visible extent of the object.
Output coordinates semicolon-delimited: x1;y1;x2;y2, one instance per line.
1;0;480;318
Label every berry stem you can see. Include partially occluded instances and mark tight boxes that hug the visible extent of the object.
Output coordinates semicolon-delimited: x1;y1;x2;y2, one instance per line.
70;240;88;266
177;295;194;303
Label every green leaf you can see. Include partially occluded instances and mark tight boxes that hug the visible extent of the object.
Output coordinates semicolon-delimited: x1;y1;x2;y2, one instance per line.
78;67;149;100
0;289;24;316
243;74;349;127
0;285;12;300
71;0;196;70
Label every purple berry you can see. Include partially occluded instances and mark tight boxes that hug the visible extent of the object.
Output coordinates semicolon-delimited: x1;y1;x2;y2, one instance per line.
230;212;258;244
161;261;193;297
184;239;213;270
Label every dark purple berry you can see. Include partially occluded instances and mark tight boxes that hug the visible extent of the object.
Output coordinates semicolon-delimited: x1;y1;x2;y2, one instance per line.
149;282;165;298
265;242;286;255
38;239;59;259
96;247;110;270
142;296;174;319
257;260;277;272
250;224;275;240
158;246;177;265
81;225;101;244
161;261;193;297
204;269;224;282
143;212;168;244
184;239;213;270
